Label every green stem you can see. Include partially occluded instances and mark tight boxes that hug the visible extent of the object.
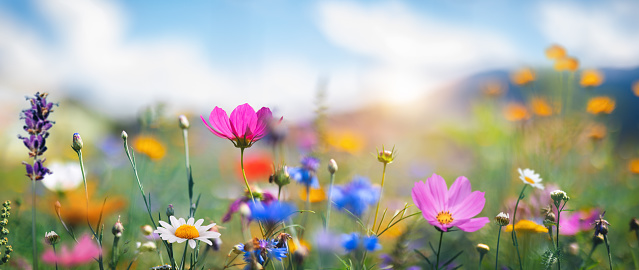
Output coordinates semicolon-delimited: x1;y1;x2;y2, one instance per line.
182;129;194;218
77;150;104;270
479;254;484;270
179;243;188;270
556;203;562;270
30;158;37;270
604;234;613;270
495;226;502;270
511;185;526;270
110;236;120;269
372;163;387;232
240;148;265;237
53;244;58;270
325;172;335;230
436;230;444;270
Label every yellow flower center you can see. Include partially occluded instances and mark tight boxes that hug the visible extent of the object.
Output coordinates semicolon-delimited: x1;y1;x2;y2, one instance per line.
524;176;535;184
174;225;199;239
436;211;454;225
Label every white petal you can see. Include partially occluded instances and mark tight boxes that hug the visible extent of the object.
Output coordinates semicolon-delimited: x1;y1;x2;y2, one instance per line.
200;231;221;238
196;237;213;245
170;216;180;227
176;237;187;243
189;239;197;249
194;219;204;227
200;223;216;231
179;217;186;225
159;220;172;230
187;217;195;225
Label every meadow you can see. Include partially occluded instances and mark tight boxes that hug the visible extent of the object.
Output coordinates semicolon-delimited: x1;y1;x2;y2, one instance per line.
2;45;639;270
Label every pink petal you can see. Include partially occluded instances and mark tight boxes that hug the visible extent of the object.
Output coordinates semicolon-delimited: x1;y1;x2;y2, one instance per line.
448;176;471;208
41;249;58;265
426;174;448;211
559;212;581;235
411;181;438;219
71;235;101;266
229;103;257;139
252;107;273;140
449;191;486;220
207;107;234;139
456;217;490;232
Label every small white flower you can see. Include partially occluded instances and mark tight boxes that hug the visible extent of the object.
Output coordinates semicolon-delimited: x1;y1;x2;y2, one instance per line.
517;168;544;190
136;241;157;253
42;162;82;192
550;190;569;203
154;216;220;249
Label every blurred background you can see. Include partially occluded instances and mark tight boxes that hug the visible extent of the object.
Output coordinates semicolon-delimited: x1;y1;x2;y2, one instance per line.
2;0;639;269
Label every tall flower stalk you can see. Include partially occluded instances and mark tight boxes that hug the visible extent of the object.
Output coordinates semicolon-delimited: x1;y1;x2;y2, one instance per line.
372;146;395;232
325;159;338;230
550;190;570;270
494;212;510;270
512;168;544;270
178;115;196;217
19;92;55;269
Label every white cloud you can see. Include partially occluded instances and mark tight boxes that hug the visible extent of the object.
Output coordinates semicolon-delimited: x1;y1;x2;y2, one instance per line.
316;1;519;103
538;1;639;68
0;0;325;121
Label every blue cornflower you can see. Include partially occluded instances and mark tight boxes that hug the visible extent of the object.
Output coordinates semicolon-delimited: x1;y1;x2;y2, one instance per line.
239;238;288;269
331;176;380;217
287;156;320;189
341;233;382;252
249;201;297;223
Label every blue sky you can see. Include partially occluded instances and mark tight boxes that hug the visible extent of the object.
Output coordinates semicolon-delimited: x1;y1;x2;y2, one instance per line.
0;0;637;120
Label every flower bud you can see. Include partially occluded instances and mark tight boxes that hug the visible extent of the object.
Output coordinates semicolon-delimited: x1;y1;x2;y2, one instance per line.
293;245;309;265
44;231;60;245
54;201;62;217
112;216;124;237
550;190;569;204
328;159;338;174
71;133;83;152
136;241;157;252
1;228;8;235
232;244;244;254
178;115;190;129
121;130;128;140
166;204;174;218
239;204;251;218
377;147;396;164
494;212;510;226
593;233;605;245
630;217;639;232
568;242;579;256
476;243;490;255
141;225;154;236
269;166;290;188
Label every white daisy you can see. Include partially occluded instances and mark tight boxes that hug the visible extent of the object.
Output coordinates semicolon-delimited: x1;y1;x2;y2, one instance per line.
42;162;82;192
518;168;544;190
154;216;221;249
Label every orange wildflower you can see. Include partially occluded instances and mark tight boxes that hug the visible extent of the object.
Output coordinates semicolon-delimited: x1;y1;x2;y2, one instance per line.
299;187;326;203
132;135;166;160
49;183;126;227
586;97;615;115
505;220;548;234
633;81;639;97
629;159;639;174
481;80;506;96
554;57;579;72
235;153;273;182
530;97;553;117
511;68;535;86
504;103;530;121
580;69;605;87
545;44;566;60
586;124;607;140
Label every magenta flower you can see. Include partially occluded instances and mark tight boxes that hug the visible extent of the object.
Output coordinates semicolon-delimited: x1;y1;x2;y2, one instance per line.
412;174;490;232
201;103;280;148
559;209;601;235
42;234;101;267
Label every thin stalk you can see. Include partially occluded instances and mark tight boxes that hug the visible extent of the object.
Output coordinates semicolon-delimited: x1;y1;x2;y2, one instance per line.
30;158;37;270
511;185;527;270
240;148;265;237
77;150;104;270
495;226;502;270
53;244;58;270
479;253;484;270
325;171;336;230
604;234;613;270
179;244;188;270
110;236;120;270
436;230;444;270
182;128;194;218
556;202;562;270
372;163;387;232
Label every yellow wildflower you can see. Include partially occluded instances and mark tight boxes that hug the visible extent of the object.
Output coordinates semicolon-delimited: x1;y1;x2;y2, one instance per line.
554;57;579;72
132;135;166;160
504;103;530;122
633;81;639;97
586;124;607;140
530;97;553;117
580;69;605;87
545;44;566;60
505;220;548;234
628;159;639;174
511;68;536;86
586;97;615;115
299;187;326;203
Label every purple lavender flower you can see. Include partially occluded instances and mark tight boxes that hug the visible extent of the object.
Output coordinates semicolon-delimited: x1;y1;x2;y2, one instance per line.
19;92;56;181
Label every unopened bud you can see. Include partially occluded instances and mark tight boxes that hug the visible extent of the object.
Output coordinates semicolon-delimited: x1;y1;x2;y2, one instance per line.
166;204;174;218
137;241;157;252
72;133;83;152
593;233;605;245
178;115;190;129
495;212;510;226
269;166;290;188
54;201;62;216
630;217;639;231
568;242;579;256
121;130;128;140
112;216;124;237
44;231;60;245
232;244;244;254
376;146;396;164
550;190;569;204
476;243;490;255
141;225;154;236
328;159;338;174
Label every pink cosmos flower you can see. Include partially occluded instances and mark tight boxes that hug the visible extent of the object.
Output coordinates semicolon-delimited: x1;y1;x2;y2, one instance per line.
412;174;490;232
201;103;279;148
42;234;101;267
559;209;601;235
